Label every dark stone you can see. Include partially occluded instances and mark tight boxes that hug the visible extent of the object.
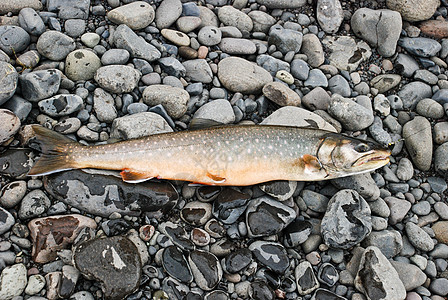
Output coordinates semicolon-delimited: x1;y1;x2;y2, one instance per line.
249;241;289;273
317;263;339;287
73;236;142;300
44;170;178;217
188;249;222;291
249;280;275;300
101;219;132;236
0;149;33;178
162;245;193;283
212;187;250;224
159;221;195;251
283;219;312;248
311;288;348;300
196;186;222;202
224;248;252;273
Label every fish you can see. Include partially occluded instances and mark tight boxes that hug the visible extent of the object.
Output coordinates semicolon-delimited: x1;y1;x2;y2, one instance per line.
28;124;391;186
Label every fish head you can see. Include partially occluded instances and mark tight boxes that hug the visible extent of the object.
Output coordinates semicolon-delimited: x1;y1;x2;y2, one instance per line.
317;133;391;177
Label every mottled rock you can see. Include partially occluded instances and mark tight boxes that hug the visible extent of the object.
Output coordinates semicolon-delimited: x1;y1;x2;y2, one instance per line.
142;84;189;118
38;94;83;117
403;116;432;171
94;65;141;94
188;250;222;291
0;26;30;56
36;31;75;61
295;261;319;295
386;0;440;22
370;74;401;93
398;37;442;57
405;222;434;251
19;69;61;102
262;82;301;106
322;36;372;72
107;1;154;30
328;95;374;131
0;264;27;300
268;25;302;54
248;241;289;273
0;62;18;106
18;189;50;220
193;99;235;124
93;88;117;123
162;245;192;283
316;0;343;34
113;24;161;62
0;109;20;145
65;49;101;81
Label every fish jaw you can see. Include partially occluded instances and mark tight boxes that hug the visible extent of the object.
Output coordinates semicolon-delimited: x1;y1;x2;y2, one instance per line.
352;149;391;170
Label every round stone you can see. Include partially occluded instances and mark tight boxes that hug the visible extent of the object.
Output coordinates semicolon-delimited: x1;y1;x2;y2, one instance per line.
107;1;154;30
198;26;222;46
0;25;30;55
142;84;189;119
94;65;141;94
161;29;190;46
36;30;75;61
65;49;101;81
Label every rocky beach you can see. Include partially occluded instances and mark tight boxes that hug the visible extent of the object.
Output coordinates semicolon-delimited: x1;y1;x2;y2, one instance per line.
0;0;448;299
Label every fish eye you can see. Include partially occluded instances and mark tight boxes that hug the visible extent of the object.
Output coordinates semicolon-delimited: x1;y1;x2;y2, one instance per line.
355;143;370;153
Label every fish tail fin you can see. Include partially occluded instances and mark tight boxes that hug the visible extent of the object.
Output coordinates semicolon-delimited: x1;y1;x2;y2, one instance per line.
28;125;78;176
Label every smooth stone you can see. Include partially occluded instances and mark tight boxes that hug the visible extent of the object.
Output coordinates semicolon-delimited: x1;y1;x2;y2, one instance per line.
385;196;412;225
219;38;256;55
416;98;444;119
0;207;14;235
414;69;438;85
351;8;402;57
435;142;448;175
373;94;391;116
395;53;419;77
261;106;336;132
142;85;189;119
218;6;253;33
162;245;192;283
398;37;442;58
397;158;414;181
176;16;202;33
268;25;303;54
301;190;329;213
212;188;250;224
25;274;45;295
101;49;130;65
430;278;448;296
322;36;372;72
161;29;190;47
405;222;434;251
259;180;297;201
155;0;182;29
18;7;45;36
403;116;432;171
283;220;312;248
332;173;380;201
304;69;328;88
0;181;27;208
257;54;291;76
0;149;33;178
386;0;440;22
328;94;374;131
256;0;306;9
107;1;154;30
38;94;83;117
301;34;325;67
65;19;86;38
93;88;117;123
65;49;101;81
398;81;432;109
370;74;401;93
159;57;186;77
94;65;141;94
74;236;141;299
420;19;448;39
159;221;195;251
19;69;61;101
36;30;75;61
0;264;27;299
316;0;343;34
248;11;276;33
16;50;40;69
290;59;309;81
0;0;42;14
180;201;212;226
198;6;219;28
262;82;301;106
355;246;406;300
188;250;222;291
246;196;296;238
47;0;90;19
248;241;289;273
193;99;235;124
0;109;20;145
328;74;350;97
432;221;448;244
295;261;319;295
197;26;222;46
18;189;50;220
301;87;330;111
183;59;213;83
0;25;30;55
113;24;161;62
53;117;81;134
321;189;372;249
217;57;272;94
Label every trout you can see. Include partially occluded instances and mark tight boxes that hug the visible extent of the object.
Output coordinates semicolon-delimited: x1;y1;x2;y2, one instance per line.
28;125;391;186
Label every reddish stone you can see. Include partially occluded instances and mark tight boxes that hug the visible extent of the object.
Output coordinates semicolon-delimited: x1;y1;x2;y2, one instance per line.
28;214;97;263
420;19;448;39
197;46;208;59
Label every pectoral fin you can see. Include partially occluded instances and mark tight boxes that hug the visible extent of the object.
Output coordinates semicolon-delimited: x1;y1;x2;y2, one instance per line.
120;168;154;183
302;154;322;174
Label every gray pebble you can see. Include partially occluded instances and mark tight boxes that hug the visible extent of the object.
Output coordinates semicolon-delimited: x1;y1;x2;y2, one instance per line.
64;19;86;38
268;25;302;54
18;7;45;36
18;190;50;220
405;222;434;251
328;75;350;97
38;94;83;117
0;25;30;56
198;26;222;46
155;0;182;29
396;158;414;181
113;24;161;62
395;53;419;77
19;69;61;102
403;116;432;171
36;30;75;61
94;65;141;94
328;94;374;131
398;37;442;57
416;98;445;119
0;62;19;106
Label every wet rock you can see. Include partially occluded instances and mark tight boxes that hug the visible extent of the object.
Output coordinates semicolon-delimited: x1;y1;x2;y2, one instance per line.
259;180;297;201
249;280;274;300
311;289;348;300
0;109;20;145
212;188;250;224
0;62;18;106
28;214;96;263
19;69;61;102
188;249;222;291
36;30;75;61
162;245;193;283
107;1;154;30
217;57;272;94
321;190;372;249
317;263;339;287
44;170;178;217
74;236;142;300
316;0;343;34
283;219;312;248
38;94;83;117
262;82;301;107
223;248;252;273
113;24;161;62
322;36;372;72
386;0;439;22
295;261;319;295
159;221;195;251
249;241;289;273
403;116;432;171
0;149;33;178
0;264;27;299
94;65;141;94
355;246;406;299
351;8;401;57
18;189;50;220
0;26;30;56
180;201;212;226
246;196;296;238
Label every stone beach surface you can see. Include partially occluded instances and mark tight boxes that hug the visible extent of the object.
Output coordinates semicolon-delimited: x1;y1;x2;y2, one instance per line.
0;0;448;299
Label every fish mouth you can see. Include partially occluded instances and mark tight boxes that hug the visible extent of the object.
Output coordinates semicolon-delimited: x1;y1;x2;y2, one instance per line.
352;150;391;168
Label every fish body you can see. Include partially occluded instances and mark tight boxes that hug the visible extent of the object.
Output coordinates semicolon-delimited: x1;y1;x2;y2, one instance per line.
28;125;391;186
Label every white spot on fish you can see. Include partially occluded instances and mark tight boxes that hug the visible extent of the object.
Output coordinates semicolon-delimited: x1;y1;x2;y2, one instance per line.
247;149;252;154
268;145;273;150
255;139;259;143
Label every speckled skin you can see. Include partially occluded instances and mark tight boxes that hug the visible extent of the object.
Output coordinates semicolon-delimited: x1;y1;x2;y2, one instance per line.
30;125;391;186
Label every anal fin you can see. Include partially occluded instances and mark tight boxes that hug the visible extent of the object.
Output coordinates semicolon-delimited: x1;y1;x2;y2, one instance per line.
120;168;154;183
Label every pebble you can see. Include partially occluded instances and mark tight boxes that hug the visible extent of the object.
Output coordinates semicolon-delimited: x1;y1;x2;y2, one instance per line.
143;84;189;119
262;82;301;106
155;0;182;29
248;241;289;273
0;25;30;56
162;245;192;283
256;0;306;8
248;11;276;33
176;16;202;33
316;0;343;34
25;274;45;295
38;94;83;117
93;88;117;123
161;29;190;47
19;69;61;102
198;26;222;46
268;25;302;54
398;37;442;58
386;0;440;22
328;94;374;131
18;189;50;220
405;222;435;252
304;69;328;88
0;109;20;145
18;7;45;36
322;36;372;72
113;24;161;62
188;250;222;291
180;201;212;225
100;49;129;65
193;99;235;124
107;1;154;30
0;180;27;208
432;221;448;244
403;116;433;171
295;261;319;295
370;74;401;93
0;264;28;299
36;30;75;61
219;38;256;55
94;65;141;94
65;49;101;81
183;59;213;83
218;6;253;33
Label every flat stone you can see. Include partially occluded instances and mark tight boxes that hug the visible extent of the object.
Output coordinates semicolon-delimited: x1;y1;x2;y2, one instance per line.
65;49;101;81
0;25;30;56
355;246;406;300
197;26;222;46
161;29;190;47
248;11;276;33
182;59;213;83
316;0;343;34
256;0;306;9
18;189;50;220
321;189;372;249
332;173;380;201
370;74;401;93
398;81;432;109
162;245;192;283
93;88;117;123
403;116;432;171
0;0;42;14
110;112;172;140
322;36;371;72
218;5;253;33
38;94;83;117
219;38;256;55
0;180;27;208
107;1;154;30
19;69;61;102
155;0;182;29
28;214;97;263
36;30;75;61
405;222;434;251
398;37;442;57
113;24;161;62
217;57;272;94
44;169;178;217
176;16;202;33
351;8;402;57
73;236;141;300
0;149;33;178
94;65;141;94
328;94;374;131
248;241;289;273
301;34;325;67
416;98;445;119
188;250;222;291
268;25;303;54
193;99;235;124
18;7;45;36
142;84;189;119
419;19;448;39
47;0;90;19
101;49;130;65
263;82;301;106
